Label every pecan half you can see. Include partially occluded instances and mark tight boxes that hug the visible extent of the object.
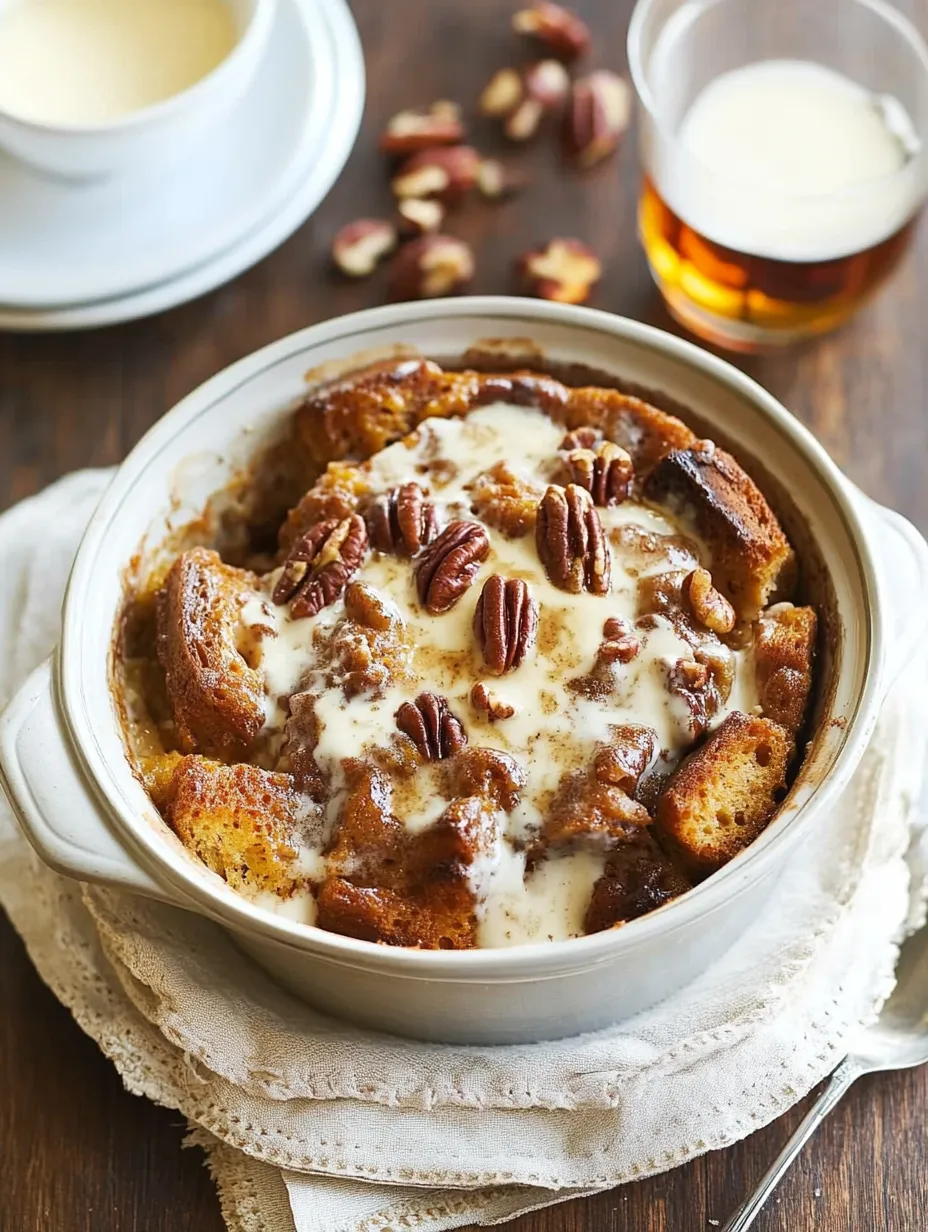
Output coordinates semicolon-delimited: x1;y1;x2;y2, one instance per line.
272;515;368;619
331;219;397;277
536;484;611;595
473;575;538;674
416;520;490;613
683;567;736;634
560;425;603;451
597;616;641;664
470;682;516;722
379;101;465;156
565;71;632;168
564;441;634;506
396;692;467;760
513;2;590;59
366;482;438;556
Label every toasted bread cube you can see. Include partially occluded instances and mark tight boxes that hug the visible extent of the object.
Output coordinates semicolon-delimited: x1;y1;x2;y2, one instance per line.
166;757;298;893
531;769;651;861
564;389;697;478
755;604;817;738
156;548;266;757
316;877;477;949
407;795;502;882
584;830;691;933
644;445;795;620
324;762;406;885
293;358;481;466
654;712;791;875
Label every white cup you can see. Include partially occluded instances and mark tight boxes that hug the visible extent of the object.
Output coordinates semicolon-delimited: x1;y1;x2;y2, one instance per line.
0;0;277;180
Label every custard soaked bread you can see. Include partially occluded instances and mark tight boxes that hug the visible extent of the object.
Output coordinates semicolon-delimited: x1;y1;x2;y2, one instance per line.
120;357;819;949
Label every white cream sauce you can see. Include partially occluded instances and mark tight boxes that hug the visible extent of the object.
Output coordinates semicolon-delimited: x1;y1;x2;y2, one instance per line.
0;0;238;125
238;404;760;945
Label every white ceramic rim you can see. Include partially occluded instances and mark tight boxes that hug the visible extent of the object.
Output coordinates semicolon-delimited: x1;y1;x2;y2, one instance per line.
0;0;364;316
0;0;276;136
58;298;882;978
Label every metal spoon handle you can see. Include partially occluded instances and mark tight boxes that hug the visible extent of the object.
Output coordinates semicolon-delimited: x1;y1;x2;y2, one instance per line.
720;1058;863;1232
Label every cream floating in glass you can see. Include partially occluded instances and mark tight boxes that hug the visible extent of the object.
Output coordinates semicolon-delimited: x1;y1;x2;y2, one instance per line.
628;0;928;352
0;0;276;179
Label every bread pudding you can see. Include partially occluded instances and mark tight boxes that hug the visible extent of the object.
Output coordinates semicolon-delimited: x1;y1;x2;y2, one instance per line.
116;357;817;949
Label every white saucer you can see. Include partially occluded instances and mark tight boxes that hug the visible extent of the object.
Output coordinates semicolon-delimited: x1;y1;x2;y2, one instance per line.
0;0;363;318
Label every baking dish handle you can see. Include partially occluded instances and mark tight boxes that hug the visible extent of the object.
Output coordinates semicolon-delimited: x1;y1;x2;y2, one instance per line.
0;656;170;901
855;492;928;699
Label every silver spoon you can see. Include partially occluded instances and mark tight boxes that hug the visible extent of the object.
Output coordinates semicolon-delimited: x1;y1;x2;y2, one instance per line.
721;921;928;1231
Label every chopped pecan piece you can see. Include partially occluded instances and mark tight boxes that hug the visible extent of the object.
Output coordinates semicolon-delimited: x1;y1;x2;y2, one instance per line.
565;71;632;168
343;580;398;632
415;520;490;613
520;238;601;304
683;567;736;635
396;692;467;761
379;101;465;155
473;575;538;674
366;482;438;556
597;616;641;664
564;441;634;506
272;514;368;619
331;219;398;277
513;2;590;58
469;461;542;537
470;682;516;723
388;235;475;300
665;656;720;738
536;483;611;595
560;425;603;452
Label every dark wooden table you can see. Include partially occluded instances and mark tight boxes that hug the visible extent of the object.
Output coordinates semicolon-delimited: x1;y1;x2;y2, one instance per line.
3;1;928;1228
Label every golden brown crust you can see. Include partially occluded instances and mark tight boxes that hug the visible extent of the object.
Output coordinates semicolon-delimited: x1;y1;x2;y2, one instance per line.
643;444;796;620
654;712;791;876
755;605;817;738
315;877;477;948
166;756;299;892
562;388;697;478
156;548;266;757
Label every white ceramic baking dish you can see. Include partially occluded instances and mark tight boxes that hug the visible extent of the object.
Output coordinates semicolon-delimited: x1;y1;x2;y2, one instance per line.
2;299;926;1045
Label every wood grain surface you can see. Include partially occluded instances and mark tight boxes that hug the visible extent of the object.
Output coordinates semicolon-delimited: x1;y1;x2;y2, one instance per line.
2;1;928;1228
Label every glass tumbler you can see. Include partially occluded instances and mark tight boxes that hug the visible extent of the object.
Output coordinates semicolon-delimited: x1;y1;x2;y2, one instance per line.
628;0;928;352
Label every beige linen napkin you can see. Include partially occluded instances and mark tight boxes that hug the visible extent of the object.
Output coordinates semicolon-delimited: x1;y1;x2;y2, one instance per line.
1;472;925;1232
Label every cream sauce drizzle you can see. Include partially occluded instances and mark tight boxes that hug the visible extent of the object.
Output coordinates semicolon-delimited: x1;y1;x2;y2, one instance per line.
238;404;759;945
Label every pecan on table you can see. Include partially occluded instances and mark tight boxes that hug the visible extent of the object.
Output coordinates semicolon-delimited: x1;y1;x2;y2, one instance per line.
564;441;634;506
473;575;538;674
535;484;611;595
366;482;438;556
396;692;467;761
272;514;368;619
415;520;490;613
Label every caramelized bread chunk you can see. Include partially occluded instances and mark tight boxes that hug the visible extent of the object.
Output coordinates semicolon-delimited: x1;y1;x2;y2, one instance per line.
654;712;791;876
293;358;484;466
280;461;373;549
166;756;298;892
316;877;477;949
323;763;406;885
755;605;817;738
584;831;691;933
156;548;266;757
533;768;651;858
644;445;795;620
564;389;697;479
